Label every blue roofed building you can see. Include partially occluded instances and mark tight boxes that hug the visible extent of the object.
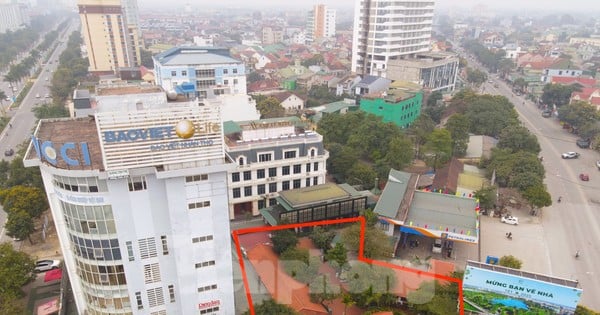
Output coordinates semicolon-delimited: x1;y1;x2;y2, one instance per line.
153;46;247;99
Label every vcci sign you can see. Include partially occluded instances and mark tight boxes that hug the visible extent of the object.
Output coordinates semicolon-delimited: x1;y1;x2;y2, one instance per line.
31;135;91;167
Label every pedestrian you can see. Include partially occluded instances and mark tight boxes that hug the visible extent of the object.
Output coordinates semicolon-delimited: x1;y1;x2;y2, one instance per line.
8;123;12;128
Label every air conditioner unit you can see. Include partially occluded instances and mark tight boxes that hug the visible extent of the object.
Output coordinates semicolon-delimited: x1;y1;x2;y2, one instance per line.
99;274;109;284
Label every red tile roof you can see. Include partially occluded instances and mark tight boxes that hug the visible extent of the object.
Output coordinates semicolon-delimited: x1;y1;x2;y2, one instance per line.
247;244;328;315
551;76;596;87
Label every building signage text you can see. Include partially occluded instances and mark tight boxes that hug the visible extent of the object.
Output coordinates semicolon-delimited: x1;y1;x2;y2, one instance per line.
31;135;91;166
54;190;106;205
198;299;220;310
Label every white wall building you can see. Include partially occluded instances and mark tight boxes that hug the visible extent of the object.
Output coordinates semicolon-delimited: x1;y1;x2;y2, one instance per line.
24;94;236;315
351;0;435;77
0;4;30;33
224;118;328;219
153;46;247;99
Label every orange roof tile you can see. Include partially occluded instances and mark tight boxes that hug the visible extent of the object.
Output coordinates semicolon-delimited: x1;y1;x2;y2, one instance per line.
247;244;328;314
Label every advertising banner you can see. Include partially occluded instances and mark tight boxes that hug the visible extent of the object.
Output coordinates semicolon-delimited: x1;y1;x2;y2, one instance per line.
463;264;582;314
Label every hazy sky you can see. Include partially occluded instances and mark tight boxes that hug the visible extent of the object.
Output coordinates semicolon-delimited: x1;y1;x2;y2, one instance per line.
137;0;599;12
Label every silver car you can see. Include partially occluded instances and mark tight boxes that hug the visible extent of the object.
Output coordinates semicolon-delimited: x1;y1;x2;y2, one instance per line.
34;259;61;272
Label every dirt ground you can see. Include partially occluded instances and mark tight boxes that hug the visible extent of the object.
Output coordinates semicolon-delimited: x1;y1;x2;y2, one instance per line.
19;209;62;260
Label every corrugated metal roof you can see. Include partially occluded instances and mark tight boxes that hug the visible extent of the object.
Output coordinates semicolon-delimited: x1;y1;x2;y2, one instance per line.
406;191;478;235
374;169;412;219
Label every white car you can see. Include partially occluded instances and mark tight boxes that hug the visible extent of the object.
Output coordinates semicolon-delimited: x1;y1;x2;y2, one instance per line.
432;239;443;253
596;160;600;170
34;259;61;272
501;216;519;225
561;152;580;159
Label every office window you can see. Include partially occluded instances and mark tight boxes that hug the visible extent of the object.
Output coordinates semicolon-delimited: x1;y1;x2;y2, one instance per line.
282;181;290;191
238;156;245;165
224;79;229;85
269;198;277;206
244;186;252;197
128;176;147;191
223;69;228;74
231;172;240;182
314;162;319;171
284;150;297;159
195;69;215;77
185;174;208;182
233;68;238;74
195;260;216;268
257;169;265;179
306;163;311;172
126;241;134;261
293;179;301;189
257;184;266;195
197;284;218;292
200;306;220;314
243;171;251;181
135;292;143;309
306;178;311;187
282;166;290;175
313;176;318;185
192;235;213;243
168;285;175;302
161;236;168;255
269;182;277;193
233;79;238;84
293;164;301;174
233;188;241;198
258;199;266;209
258;153;272;162
171;71;176;76
188;201;211;209
268;167;277;177
146;287;164;308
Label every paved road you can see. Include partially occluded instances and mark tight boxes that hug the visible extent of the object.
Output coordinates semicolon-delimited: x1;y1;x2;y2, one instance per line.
0;19;77;245
484;77;600;309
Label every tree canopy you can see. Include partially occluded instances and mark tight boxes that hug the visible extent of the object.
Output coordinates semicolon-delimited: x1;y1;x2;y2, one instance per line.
318;111;413;182
254;95;286;118
497;125;541;154
0;243;36;298
0;185;48;218
499;255;523;269
242;299;298;315
541;83;581;107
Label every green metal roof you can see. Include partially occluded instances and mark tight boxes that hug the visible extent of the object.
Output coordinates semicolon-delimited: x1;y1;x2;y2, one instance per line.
374;169;412;218
259;207;279;226
223;121;242;135
278;183;351;208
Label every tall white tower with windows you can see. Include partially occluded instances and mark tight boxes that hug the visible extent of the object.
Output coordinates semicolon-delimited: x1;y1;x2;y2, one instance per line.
24;92;235;315
351;0;435;77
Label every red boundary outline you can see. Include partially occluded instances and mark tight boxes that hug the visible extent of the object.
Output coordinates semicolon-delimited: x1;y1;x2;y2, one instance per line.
232;216;464;315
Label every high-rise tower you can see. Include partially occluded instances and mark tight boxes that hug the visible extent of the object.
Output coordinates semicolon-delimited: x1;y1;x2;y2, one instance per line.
306;4;336;42
78;0;142;74
24;86;235;315
351;0;435;77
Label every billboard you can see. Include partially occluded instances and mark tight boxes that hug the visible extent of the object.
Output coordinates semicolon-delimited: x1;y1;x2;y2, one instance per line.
463;263;582;314
96;104;224;170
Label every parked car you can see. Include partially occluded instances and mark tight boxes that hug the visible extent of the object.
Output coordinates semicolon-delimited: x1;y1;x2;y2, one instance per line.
561;152;580;159
501;215;519;225
542;110;552;118
580;173;590;181
34;260;60;273
432;239;443;253
596;160;600;170
576;138;591;149
35;93;40;98
4;148;14;156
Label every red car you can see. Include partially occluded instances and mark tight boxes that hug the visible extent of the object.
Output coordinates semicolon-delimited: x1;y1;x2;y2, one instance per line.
580;173;590;181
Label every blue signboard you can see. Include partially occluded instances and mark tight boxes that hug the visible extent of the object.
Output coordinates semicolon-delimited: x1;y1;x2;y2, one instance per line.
463;265;582;313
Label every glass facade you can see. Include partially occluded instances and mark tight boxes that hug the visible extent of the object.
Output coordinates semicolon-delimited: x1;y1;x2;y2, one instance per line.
55;175;130;314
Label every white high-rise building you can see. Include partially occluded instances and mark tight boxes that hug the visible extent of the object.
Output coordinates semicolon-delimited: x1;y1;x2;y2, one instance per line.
0;3;30;34
306;4;336;42
24;91;235;315
351;0;435;77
